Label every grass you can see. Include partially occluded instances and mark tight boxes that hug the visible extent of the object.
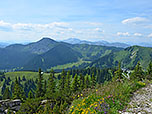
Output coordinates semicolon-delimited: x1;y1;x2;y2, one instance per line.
50;59;91;70
5;71;50;81
69;78;148;114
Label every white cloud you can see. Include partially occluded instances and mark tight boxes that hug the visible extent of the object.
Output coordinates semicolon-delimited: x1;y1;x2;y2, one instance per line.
117;32;130;36
134;33;142;37
94;28;104;33
0;20;12;31
0;20;69;32
0;20;11;27
84;22;103;26
148;33;152;38
122;17;149;24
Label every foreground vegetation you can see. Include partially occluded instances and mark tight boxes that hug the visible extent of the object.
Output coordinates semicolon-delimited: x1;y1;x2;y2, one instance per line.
0;61;152;113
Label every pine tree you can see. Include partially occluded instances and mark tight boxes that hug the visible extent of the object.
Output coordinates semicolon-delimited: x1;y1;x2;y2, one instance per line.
28;90;34;99
1;82;6;95
115;62;123;81
79;73;85;91
36;68;44;98
147;61;152;75
13;77;25;100
44;80;47;96
22;76;26;81
131;61;144;80
91;73;96;88
2;87;11;100
46;69;56;99
85;74;90;88
71;74;79;92
64;71;71;96
59;69;66;94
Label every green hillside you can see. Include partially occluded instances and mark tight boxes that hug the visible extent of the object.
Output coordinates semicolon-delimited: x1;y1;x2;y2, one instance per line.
0;48;36;70
89;46;152;69
71;44;122;61
5;71;50;81
23;44;82;70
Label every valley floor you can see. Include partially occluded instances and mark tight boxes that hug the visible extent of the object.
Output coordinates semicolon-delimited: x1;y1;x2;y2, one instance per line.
121;83;152;114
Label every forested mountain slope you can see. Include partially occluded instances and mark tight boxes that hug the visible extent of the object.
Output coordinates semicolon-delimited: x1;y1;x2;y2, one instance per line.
89;46;152;69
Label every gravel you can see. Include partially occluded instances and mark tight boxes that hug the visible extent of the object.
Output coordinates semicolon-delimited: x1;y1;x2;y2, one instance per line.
120;84;152;114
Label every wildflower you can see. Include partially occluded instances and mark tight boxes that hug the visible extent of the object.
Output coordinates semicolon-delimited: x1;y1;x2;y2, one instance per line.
81;94;83;96
78;95;80;97
96;89;98;92
102;98;104;101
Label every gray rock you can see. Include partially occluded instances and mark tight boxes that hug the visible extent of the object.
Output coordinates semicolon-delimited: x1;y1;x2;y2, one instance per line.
121;84;152;114
0;99;21;114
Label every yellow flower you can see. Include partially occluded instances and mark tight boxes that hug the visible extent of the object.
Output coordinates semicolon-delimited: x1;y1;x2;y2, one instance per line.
78;95;80;97
82;112;85;114
81;94;83;96
96;89;98;92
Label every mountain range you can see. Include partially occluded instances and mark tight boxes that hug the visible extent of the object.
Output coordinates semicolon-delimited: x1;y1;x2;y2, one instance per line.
63;38;130;48
0;37;152;71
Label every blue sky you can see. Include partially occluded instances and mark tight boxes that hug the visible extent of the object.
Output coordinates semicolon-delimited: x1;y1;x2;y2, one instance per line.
0;0;152;44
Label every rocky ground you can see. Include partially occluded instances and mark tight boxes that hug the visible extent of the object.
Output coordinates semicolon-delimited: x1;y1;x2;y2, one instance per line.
0;99;21;114
120;84;152;114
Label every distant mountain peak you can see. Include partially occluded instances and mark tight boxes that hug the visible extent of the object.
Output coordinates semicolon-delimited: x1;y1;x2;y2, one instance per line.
38;37;57;43
63;38;82;44
63;38;130;48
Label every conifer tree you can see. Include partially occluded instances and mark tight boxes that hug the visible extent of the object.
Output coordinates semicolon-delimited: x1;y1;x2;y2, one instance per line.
147;61;152;75
71;74;79;92
131;61;144;80
28;90;34;99
64;71;71;96
1;82;6;95
44;80;47;96
115;62;123;81
85;74;90;88
36;68;44;98
91;73;96;87
3;87;11;100
79;73;85;90
13;77;25;100
59;69;66;94
22;76;26;81
46;69;56;99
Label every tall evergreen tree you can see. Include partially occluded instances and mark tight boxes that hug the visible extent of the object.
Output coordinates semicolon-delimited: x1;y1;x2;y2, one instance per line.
85;74;90;88
46;69;56;99
1;82;6;95
79;73;85;90
91;73;96;88
36;68;44;98
13;77;25;100
64;71;71;96
59;69;66;94
2;87;11;100
44;80;47;96
71;74;79;92
115;62;123;81
131;61;144;80
28;90;34;99
147;61;152;75
22;76;26;81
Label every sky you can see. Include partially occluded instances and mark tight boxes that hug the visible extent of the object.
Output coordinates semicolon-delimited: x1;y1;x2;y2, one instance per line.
0;0;152;44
